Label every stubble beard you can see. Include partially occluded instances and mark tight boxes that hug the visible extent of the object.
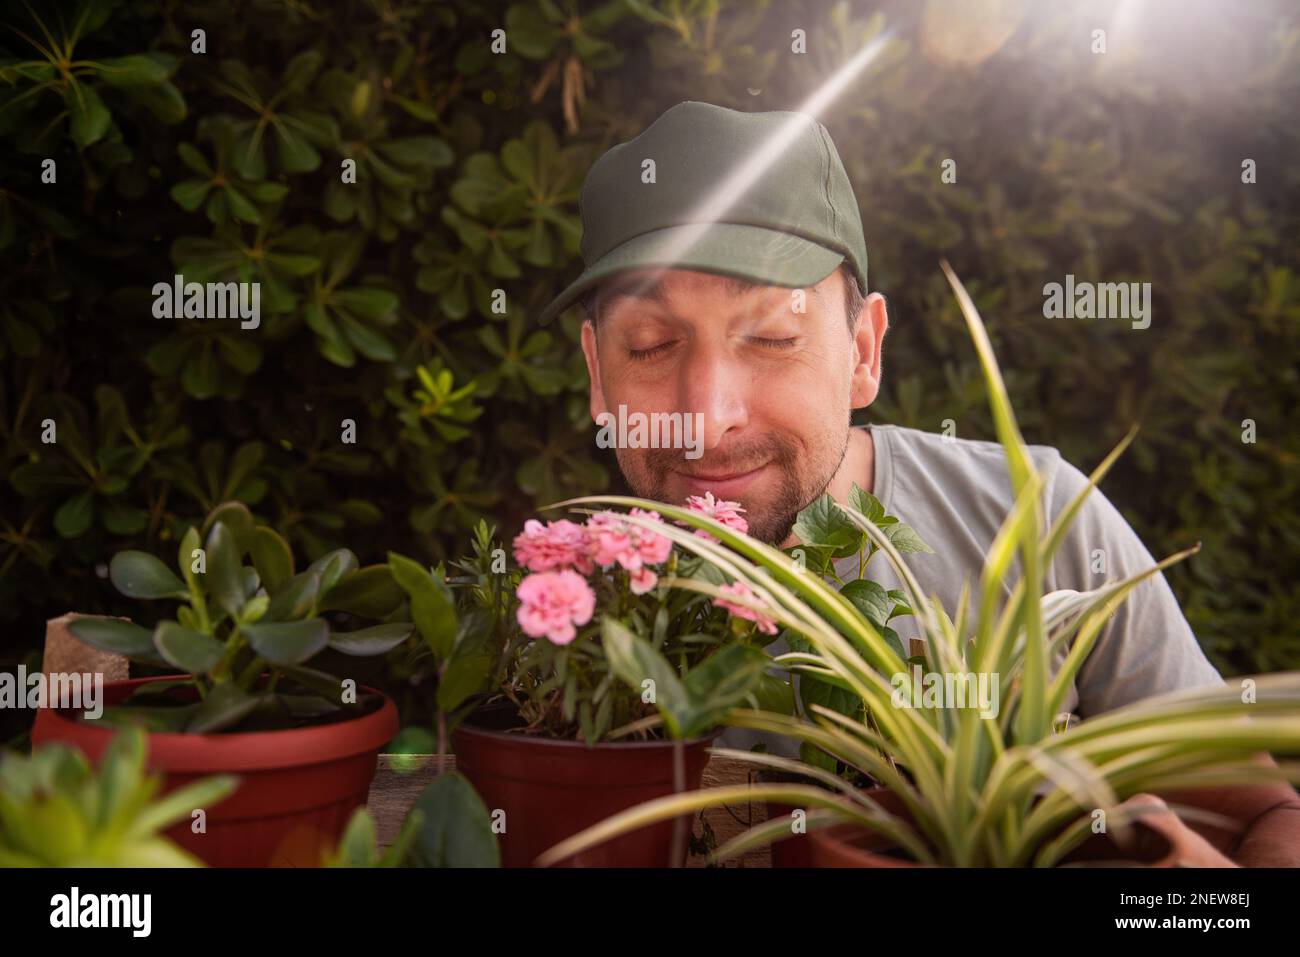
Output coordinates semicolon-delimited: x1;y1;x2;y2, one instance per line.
615;428;851;545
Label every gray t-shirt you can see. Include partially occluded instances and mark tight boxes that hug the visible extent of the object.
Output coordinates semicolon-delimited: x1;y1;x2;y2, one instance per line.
718;423;1223;757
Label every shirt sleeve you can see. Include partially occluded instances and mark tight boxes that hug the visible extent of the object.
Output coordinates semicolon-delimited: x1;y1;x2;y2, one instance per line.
1044;455;1224;718
1034;455;1227;717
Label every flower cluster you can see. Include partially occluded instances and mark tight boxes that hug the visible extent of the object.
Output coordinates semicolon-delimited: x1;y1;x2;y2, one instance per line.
510;496;762;646
713;581;779;635
682;492;749;541
511;509;673;645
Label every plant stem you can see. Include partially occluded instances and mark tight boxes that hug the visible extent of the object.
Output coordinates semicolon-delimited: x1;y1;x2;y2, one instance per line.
212;626;244;683
670;736;687;867
236;655;266;688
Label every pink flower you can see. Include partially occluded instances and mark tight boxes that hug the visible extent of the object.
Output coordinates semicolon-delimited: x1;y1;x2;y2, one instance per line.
684;492;749;541
516;570;596;645
513;519;594;574
587;509;673;586
628;566;659;595
714;581;779;635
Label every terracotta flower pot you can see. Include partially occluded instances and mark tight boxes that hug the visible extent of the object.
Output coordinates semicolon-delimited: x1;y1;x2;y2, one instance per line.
805;786;1177;867
31;676;398;867
764;801;814;867
452;708;716;867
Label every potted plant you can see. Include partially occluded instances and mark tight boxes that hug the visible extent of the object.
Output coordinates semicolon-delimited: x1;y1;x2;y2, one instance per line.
0;727;236;867
32;502;415;866
534;264;1300;868
386;503;805;867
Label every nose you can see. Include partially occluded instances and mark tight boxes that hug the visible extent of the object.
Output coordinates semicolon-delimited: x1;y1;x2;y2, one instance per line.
676;342;749;451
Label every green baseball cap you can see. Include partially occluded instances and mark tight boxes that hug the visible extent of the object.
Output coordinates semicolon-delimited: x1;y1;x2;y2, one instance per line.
536;100;868;325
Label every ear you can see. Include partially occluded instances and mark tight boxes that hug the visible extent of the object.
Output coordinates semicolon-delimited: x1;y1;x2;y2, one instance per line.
849;292;889;409
580;319;610;422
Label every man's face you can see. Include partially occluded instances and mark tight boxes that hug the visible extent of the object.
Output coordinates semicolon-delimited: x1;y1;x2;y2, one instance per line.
581;266;885;544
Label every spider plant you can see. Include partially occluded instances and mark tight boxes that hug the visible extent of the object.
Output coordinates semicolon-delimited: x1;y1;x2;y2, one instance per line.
535;263;1300;867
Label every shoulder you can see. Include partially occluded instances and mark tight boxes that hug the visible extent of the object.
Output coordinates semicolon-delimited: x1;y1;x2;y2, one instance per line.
870;423;1067;500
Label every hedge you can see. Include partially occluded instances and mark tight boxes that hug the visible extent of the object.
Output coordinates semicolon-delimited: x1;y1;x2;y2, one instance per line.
2;0;1297;742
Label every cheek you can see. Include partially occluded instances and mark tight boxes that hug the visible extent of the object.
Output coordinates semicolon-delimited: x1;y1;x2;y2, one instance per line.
597;359;673;410
765;346;852;409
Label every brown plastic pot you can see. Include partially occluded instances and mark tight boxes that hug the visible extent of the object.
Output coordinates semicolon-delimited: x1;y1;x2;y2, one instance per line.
452;709;716;867
805;786;1177;867
31;675;398;867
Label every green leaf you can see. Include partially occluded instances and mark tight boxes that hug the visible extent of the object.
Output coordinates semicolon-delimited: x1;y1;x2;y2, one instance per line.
334;287;399;321
793;494;863;558
67;618;156;659
679;644;769;737
799;672;861;721
224;185;261;223
276;664;346;703
170;179;212;211
153;621;225;675
205;522;246;618
601;617;689;737
203;502;255;550
319;565;403;617
248;526;293;592
178;526;203;598
848;483;886;523
125;80;186;122
186;683;261;733
243;618;329;665
308;549;359;595
338;312;396;361
328;623;414;657
67;84;110;148
109;550;188;599
264;570;321;621
374;136;454;169
387;553;457;659
96;53;174;87
408;772;500;867
281;50;323;93
275;126;321;173
748;673;796;714
839;579;892;628
54;491;95;538
883;522;934;554
437;610;494;711
100;500;148;535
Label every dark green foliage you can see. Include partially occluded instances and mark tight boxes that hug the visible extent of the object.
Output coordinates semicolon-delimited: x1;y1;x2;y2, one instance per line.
2;0;1297;744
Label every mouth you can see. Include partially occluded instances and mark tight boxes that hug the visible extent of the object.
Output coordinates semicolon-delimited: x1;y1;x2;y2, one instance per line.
674;464;769;499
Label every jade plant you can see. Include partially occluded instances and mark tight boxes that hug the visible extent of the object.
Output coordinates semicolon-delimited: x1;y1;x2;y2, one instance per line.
0;728;235;867
68;502;414;733
537;265;1300;868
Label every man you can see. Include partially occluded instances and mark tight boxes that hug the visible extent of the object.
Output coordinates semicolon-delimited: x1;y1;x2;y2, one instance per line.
537;100;1300;865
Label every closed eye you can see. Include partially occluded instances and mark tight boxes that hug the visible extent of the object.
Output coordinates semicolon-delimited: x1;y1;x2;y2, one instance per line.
627;341;678;361
749;337;799;350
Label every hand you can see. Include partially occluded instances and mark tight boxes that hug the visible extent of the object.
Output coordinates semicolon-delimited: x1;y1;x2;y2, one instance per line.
1117;793;1239;868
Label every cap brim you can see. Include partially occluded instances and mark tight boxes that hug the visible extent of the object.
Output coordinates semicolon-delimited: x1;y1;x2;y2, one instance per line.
536;222;845;325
